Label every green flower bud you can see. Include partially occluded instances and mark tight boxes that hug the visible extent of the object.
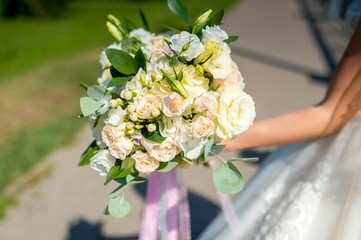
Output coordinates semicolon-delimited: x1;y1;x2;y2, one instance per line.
182;42;191;52
135;124;144;129
106;21;122;41
194;39;217;65
140;74;147;87
195;9;213;26
151;73;157;81
107;14;121;26
195;64;205;76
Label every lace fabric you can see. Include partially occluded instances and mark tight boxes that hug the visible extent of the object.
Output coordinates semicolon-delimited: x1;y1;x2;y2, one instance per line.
198;111;361;240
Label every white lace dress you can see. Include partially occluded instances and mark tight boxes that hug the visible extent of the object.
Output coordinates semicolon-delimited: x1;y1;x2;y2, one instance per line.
198;111;361;240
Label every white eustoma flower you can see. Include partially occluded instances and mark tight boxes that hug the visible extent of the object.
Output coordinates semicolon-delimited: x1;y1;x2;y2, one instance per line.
170;31;203;61
201;25;228;44
202;44;233;79
106;107;127;126
216;86;256;139
99;42;122;69
89;114;107;148
211;61;245;92
129;28;155;45
90;150;116;176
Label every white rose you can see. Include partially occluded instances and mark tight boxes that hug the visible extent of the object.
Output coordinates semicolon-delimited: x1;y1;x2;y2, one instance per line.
99;42;122;68
162;92;189;117
216;86;256;139
141;137;181;162
149;81;173;99
109;137;134;160
90;150;116;176
170;31;203;61
180;65;209;100
136;94;162;119
201;25;228;44
203;44;233;79
101;124;124;146
132;151;159;174
106;107;127;126
191;116;214;138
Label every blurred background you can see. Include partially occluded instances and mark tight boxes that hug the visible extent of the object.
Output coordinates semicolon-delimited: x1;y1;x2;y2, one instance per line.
0;0;357;239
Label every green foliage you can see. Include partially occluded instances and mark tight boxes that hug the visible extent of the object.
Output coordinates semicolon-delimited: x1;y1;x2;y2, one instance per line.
224;35;239;44
78;141;100;166
213;162;244;194
134;49;147;72
157;155;181;172
107;76;133;88
105;49;138;75
167;0;189;25
108;196;131;218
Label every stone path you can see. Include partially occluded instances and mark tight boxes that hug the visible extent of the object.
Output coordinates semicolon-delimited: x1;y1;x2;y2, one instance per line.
0;0;348;239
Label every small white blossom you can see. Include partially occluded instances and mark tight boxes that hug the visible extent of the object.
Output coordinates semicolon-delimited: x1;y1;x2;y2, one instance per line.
170;31;203;61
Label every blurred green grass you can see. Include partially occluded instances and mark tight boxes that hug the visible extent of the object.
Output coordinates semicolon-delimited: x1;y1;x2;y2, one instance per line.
0;0;239;218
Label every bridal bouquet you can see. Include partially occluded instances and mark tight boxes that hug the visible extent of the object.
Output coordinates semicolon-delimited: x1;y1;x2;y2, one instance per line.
78;0;256;219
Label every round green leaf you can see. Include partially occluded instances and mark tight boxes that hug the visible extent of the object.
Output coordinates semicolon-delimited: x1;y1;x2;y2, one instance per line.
80;97;103;117
213;162;244;194
108;197;131;218
105;48;138;75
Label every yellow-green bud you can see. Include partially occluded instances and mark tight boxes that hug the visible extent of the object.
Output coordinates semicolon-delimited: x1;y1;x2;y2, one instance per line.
151;108;161;118
151;73;157;81
195;9;213;26
140;74;147;87
127;104;136;113
147;124;156;132
194;39;217;65
130;113;138;122
126;122;135;129
182;42;190;52
110;99;118;108
135;125;144;129
107;14;121;26
128;128;135;134
195;64;205;76
106;21;122;41
124;91;132;100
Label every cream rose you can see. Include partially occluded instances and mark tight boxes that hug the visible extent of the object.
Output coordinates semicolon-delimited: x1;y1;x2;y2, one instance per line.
151;34;171;59
136;94;162;119
90;150;116;176
109;137;134;160
194;92;219;119
101;125;124;146
191;116;214;138
141;137;181;162
132;151;159;174
162;92;189;117
216;86;256;139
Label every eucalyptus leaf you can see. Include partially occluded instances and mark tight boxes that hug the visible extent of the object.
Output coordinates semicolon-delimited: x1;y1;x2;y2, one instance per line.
228;157;259;163
207;9;224;27
135;48;147;72
87;86;107;101
203;138;215;158
167;0;189;25
208;145;226;156
105;48;138;75
108;197;131;218
213;162;244;194
109;178;128;199
107;76;133;88
139;9;150;31
224;35;239;44
80;97;103;117
78;140;99;166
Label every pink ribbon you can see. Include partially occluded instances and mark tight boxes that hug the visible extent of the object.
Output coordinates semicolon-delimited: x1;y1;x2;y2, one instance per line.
140;169;191;240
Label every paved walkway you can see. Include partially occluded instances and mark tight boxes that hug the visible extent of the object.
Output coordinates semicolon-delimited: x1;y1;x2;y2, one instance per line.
0;0;347;239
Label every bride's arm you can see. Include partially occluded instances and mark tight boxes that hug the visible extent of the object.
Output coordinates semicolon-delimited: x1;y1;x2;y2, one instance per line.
223;20;361;151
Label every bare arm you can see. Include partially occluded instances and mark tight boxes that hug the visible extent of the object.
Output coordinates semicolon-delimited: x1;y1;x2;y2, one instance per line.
223;20;361;151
